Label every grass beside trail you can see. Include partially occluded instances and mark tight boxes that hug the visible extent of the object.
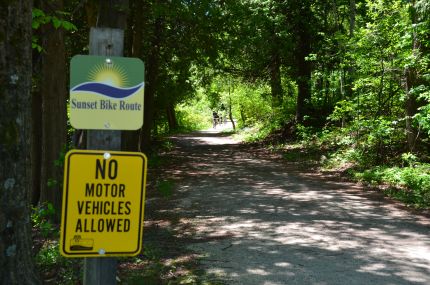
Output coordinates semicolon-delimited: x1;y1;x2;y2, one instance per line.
264;140;430;210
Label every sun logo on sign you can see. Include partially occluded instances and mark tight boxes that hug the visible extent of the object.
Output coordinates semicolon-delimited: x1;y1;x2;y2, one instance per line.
88;60;129;87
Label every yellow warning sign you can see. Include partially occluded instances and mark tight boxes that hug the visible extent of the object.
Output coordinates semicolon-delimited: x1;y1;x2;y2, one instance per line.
60;150;147;257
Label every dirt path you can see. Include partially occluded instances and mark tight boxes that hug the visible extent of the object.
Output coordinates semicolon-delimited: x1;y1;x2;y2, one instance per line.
151;128;430;285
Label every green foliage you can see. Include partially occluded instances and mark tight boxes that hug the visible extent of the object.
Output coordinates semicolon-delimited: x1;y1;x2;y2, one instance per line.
328;100;355;122
47;178;58;188
32;8;77;31
354;163;430;208
35;242;63;266
299;122;430;208
157;180;174;198
32;8;77;52
295;124;318;143
175;92;212;131
416;94;430;137
147;154;165;168
228;82;273;128
46;147;67;196
401;152;419;166
237;123;271;142
35;241;81;284
31;202;56;238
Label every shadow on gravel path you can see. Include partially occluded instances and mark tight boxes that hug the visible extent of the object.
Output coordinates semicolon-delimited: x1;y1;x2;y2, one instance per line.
149;129;430;285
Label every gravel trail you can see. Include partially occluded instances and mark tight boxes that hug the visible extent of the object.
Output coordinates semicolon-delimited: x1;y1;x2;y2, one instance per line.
157;128;430;285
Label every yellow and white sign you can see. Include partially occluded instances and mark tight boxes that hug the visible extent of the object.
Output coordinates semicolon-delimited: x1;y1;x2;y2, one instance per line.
60;150;147;257
70;55;144;130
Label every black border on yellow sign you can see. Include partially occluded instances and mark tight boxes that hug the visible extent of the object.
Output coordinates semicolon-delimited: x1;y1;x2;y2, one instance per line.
60;150;147;257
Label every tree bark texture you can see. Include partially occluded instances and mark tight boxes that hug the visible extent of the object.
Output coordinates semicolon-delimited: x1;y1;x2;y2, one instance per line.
166;103;178;131
349;0;356;37
295;27;312;122
0;1;41;284
269;23;283;108
121;0;143;151
270;49;283;108
38;0;68;220
404;0;419;152
343;0;356;121
31;87;42;206
140;17;162;152
293;1;312;123
97;0;129;29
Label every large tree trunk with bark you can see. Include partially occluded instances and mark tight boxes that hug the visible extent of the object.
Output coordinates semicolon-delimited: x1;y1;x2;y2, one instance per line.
404;0;419;152
166;103;178;131
140;17;162;152
269;33;283;108
0;1;41;284
294;1;312;123
270;51;283;108
295;30;312;122
38;0;68;220
343;0;356;127
122;0;143;151
405;65;419;152
31;84;43;205
349;0;356;37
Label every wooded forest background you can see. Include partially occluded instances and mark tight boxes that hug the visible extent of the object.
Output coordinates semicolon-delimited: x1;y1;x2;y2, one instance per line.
1;0;430;283
30;0;430;213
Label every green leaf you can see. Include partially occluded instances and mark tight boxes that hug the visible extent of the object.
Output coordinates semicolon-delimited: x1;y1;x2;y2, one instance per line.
61;21;78;31
32;21;40;29
47;203;56;215
32;8;45;18
52;17;61;29
47;178;58;188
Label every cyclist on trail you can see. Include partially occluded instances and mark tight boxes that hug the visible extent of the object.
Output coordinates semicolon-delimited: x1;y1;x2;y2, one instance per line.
212;111;220;128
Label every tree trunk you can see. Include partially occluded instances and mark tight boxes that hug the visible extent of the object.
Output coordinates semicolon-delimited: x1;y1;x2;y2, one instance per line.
38;0;68;221
295;31;312;123
270;47;283;108
31;87;42;206
131;0;143;58
405;0;419;152
344;0;356;124
122;0;143;151
166;103;178;131
85;0;99;27
294;2;312;123
349;0;356;37
239;104;246;126
405;67;418;152
140;17;162;152
97;0;128;28
0;1;41;284
229;99;236;130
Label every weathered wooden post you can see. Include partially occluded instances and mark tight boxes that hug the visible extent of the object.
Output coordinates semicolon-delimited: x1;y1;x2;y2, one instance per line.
62;23;145;284
83;27;124;285
62;4;145;283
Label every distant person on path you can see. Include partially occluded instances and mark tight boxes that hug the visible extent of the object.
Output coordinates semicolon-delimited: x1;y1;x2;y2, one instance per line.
220;103;227;123
212;111;219;128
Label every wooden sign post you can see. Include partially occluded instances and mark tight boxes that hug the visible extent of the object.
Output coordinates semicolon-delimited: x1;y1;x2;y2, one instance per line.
84;27;124;285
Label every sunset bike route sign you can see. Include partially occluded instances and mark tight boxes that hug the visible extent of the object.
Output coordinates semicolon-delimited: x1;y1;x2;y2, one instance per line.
69;55;144;130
